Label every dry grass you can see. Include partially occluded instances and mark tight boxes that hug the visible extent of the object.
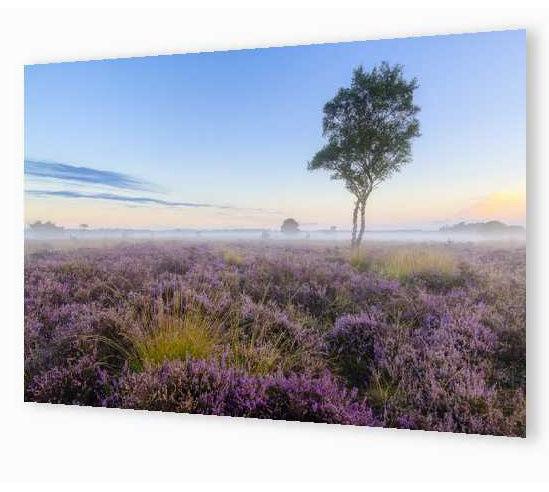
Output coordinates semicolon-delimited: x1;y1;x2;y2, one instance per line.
128;287;299;375
379;247;458;280
348;245;458;280
224;336;285;376
224;322;304;376
222;249;243;266
348;249;375;272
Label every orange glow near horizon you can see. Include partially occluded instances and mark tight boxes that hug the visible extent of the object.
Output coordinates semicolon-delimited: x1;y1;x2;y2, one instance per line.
24;184;526;231
456;190;526;225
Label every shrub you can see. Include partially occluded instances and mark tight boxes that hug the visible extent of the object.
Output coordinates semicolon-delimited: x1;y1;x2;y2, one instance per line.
118;359;263;416
326;312;386;389
26;356;112;406
259;372;377;426
118;358;376;426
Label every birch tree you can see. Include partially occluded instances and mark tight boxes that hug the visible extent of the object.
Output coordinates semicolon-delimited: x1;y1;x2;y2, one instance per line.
308;62;421;249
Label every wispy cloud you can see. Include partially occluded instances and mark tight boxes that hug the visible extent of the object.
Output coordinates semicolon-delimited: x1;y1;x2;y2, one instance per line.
25;160;155;191
26;189;278;214
24;160;281;215
27;190;222;208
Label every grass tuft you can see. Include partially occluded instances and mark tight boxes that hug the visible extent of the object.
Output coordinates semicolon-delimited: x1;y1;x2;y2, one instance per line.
222;249;243;266
130;292;224;370
348;246;457;281
348;249;374;272
224;325;300;376
379;247;457;280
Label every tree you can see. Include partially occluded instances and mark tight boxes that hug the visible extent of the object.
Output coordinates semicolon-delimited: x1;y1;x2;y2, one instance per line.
281;218;300;234
308;62;421;249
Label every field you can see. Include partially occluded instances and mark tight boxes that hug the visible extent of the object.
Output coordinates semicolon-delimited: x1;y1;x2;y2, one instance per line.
24;239;526;436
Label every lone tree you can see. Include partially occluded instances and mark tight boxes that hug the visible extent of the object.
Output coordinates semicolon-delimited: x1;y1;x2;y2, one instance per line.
308;62;421;249
281;218;300;234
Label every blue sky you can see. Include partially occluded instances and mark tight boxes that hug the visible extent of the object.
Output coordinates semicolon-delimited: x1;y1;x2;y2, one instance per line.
24;29;526;230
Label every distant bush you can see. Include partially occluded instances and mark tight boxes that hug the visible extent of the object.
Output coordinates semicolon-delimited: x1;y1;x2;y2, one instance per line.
281;218;300;234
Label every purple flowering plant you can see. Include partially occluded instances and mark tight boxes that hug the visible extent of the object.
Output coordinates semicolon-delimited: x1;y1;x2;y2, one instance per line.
24;241;526;436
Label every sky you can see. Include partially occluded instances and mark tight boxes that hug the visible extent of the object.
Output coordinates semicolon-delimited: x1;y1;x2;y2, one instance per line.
24;29;526;231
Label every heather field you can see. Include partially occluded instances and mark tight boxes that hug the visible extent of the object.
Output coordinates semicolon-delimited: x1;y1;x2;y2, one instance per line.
24;240;526;436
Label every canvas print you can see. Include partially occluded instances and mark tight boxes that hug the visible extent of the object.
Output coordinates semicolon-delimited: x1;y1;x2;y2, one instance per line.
24;30;526;436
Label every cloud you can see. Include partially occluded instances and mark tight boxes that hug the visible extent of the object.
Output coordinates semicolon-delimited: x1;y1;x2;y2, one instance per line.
24;160;281;215
27;189;226;208
26;189;279;214
25;160;155;191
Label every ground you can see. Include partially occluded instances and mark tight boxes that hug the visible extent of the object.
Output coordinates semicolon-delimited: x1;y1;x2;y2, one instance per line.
24;239;526;436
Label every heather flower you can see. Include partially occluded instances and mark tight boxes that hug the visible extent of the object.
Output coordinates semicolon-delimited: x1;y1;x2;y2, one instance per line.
26;356;112;406
23;241;525;436
117;358;376;426
326;312;386;388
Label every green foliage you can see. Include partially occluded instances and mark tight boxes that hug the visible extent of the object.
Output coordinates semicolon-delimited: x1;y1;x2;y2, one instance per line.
309;62;421;190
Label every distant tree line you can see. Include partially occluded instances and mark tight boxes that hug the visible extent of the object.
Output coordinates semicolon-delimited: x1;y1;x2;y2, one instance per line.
28;220;64;233
440;221;525;234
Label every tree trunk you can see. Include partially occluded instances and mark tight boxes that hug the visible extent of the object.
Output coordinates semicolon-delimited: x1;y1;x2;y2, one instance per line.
351;199;359;249
356;199;367;249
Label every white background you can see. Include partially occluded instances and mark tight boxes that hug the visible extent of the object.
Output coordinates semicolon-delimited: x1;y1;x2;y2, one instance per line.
1;2;547;489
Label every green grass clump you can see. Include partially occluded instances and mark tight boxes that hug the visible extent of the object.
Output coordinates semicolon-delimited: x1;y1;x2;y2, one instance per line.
130;294;223;370
125;285;322;377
